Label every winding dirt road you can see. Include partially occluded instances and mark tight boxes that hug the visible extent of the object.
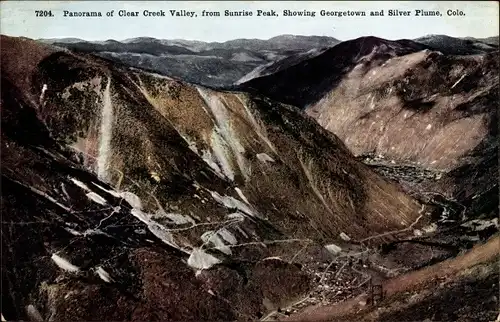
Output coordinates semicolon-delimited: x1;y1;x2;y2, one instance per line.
284;234;500;321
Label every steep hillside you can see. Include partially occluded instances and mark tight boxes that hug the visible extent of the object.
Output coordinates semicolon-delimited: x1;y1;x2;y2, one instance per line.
235;47;330;85
1;35;425;321
240;36;498;223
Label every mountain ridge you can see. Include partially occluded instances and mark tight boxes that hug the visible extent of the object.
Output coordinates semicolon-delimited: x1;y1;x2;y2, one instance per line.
36;34;498;89
36;34;342;88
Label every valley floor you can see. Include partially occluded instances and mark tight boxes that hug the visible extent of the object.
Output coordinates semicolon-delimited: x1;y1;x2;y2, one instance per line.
282;235;499;322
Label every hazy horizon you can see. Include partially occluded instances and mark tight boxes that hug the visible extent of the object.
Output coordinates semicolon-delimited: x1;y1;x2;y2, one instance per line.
16;32;500;44
1;1;498;43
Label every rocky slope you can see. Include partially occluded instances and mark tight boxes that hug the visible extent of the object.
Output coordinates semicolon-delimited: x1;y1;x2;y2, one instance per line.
1;35;428;321
240;36;498;224
40;35;340;88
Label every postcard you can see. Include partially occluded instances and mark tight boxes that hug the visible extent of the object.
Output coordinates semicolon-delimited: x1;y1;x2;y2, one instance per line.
1;1;498;321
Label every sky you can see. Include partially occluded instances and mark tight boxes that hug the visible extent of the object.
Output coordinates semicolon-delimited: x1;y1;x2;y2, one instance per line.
1;1;498;42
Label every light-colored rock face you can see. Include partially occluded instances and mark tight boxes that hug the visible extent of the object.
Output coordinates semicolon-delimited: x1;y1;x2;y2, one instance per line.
305;50;497;172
